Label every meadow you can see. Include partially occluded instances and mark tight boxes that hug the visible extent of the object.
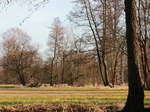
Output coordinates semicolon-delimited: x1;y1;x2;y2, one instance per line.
0;85;150;106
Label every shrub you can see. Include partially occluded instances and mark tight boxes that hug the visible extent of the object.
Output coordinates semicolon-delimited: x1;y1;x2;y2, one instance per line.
26;78;41;88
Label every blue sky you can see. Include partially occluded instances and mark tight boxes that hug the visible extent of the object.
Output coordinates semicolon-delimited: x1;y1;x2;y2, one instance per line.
0;0;74;56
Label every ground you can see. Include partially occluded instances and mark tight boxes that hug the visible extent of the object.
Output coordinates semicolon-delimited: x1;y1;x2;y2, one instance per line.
0;85;150;111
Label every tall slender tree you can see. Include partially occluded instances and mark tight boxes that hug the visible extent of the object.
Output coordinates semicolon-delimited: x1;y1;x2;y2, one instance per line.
48;18;64;86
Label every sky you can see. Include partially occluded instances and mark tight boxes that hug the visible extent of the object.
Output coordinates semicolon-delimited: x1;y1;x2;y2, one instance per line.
0;0;74;58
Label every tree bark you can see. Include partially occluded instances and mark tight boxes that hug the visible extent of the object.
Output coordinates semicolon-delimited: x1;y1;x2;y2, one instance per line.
123;0;144;111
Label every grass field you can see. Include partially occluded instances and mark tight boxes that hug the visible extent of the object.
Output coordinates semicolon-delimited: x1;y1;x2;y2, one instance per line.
0;85;150;105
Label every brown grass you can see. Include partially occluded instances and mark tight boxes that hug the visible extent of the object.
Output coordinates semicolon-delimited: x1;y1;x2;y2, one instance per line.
0;104;122;112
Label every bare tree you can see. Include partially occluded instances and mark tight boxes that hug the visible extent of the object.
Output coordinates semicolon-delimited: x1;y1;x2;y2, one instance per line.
1;28;38;86
48;17;64;86
137;0;150;90
69;0;125;86
69;0;109;86
0;0;50;25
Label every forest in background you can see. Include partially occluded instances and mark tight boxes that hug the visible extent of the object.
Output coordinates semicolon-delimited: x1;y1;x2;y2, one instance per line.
0;0;149;112
0;0;149;89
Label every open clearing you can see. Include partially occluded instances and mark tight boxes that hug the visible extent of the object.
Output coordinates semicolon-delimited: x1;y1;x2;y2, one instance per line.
0;85;150;105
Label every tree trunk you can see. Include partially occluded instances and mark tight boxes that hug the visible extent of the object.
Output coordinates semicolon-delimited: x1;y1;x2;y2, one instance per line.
18;72;26;86
50;60;54;86
61;52;65;84
83;0;108;86
123;0;144;112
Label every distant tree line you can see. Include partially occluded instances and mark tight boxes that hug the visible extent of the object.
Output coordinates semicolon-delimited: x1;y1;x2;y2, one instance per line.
0;0;149;89
0;0;149;111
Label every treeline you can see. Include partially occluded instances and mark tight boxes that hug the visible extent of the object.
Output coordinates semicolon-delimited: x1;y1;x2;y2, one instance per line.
0;0;149;88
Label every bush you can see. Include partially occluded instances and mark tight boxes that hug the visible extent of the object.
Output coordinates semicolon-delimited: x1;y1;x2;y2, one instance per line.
26;78;41;88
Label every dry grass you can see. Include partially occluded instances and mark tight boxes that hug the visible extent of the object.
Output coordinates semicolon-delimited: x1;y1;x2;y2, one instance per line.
0;104;122;112
0;85;149;105
0;85;149;111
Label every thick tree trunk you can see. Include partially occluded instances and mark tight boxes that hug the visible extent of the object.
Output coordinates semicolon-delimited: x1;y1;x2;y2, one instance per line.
123;0;144;112
18;73;26;86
